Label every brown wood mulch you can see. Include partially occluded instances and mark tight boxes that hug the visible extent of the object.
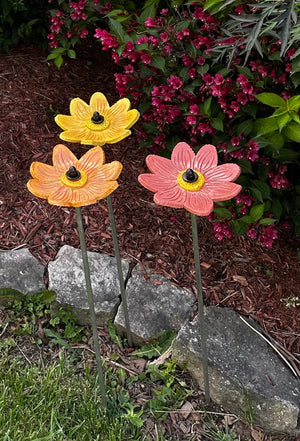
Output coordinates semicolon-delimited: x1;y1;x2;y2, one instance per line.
0;43;299;385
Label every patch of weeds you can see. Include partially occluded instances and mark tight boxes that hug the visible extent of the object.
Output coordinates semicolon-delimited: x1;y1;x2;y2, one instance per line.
256;264;273;277
128;359;192;421
203;418;240;441
131;330;176;359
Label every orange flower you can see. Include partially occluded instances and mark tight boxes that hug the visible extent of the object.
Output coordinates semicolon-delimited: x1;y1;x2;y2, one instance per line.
55;92;140;145
138;142;241;216
27;144;122;207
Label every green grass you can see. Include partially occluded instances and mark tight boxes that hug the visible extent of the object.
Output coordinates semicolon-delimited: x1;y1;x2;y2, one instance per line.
0;349;144;441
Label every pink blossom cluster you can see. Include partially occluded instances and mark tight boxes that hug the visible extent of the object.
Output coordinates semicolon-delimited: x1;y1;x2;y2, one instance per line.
69;1;88;20
213;222;234;241
236;192;253;214
267;165;290;189
258;224;278;247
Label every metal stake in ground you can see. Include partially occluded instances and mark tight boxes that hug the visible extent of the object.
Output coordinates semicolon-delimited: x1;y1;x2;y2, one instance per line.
75;206;107;408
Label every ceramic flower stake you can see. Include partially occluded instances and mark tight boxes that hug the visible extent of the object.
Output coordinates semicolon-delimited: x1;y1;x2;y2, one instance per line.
138;142;241;403
27;144;123;408
55;92;140;348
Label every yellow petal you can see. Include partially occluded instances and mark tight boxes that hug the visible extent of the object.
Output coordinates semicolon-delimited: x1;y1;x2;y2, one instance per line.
59;128;92;144
52;144;78;173
70;97;91;120
89;92;110;114
55;114;85;131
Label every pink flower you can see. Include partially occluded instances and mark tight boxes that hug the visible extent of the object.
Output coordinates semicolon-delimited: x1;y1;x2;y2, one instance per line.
167;75;183;90
141;53;151;64
138;142;241;216
145;17;157;27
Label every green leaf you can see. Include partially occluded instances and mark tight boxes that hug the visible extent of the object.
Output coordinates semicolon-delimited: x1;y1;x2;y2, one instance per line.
0;288;25;304
210;118;223;131
67;49;76;59
236;158;253;174
213;207;232;219
252;180;271;199
236;119;253;136
254;118;278;136
132;331;176;359
287;96;300;111
291;73;300;88
250;204;264;222
139;4;156;22
272;200;282;218
109;18;125;40
250;188;263;203
236;65;254;79
197;65;209;75
232;220;248;236
54;55;63;68
268;51;282;61
240;215;254;224
175;20;190;32
259;218;277;225
255;93;286;108
150;55;165;71
290;111;300;123
202;97;212;115
276;113;291;132
268;133;285;150
282;122;300;143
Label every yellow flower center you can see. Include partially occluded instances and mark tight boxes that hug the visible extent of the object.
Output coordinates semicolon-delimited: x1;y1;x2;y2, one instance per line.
177;169;205;191
86;115;110;131
61;169;88;188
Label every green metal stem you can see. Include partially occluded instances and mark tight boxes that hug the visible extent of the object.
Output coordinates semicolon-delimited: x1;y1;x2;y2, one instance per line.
190;213;210;404
106;194;133;347
75;207;107;408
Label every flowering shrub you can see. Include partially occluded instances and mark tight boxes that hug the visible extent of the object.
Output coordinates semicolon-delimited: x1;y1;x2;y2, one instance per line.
46;0;300;245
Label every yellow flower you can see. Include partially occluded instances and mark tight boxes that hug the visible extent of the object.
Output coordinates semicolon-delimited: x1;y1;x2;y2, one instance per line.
55;92;140;145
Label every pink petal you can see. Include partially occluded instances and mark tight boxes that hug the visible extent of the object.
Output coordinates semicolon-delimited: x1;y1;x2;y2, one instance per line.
138;174;178;193
205;163;241;182
146;155;178;178
203;181;242;201
193;144;218;173
184;191;214;216
171;142;195;171
153;186;186;208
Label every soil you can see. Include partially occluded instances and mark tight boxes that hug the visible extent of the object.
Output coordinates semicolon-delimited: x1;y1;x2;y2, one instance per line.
0;42;299;439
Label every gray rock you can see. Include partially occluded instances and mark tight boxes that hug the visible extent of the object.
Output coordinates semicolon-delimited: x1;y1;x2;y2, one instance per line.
171;306;300;435
48;245;129;326
114;266;196;345
0;248;45;299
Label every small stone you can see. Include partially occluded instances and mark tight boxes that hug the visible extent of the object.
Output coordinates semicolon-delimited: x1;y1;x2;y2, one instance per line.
0;248;45;300
48;245;129;326
114;266;196;345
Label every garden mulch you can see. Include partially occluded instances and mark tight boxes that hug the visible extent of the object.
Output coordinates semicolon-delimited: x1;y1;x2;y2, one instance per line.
0;42;299;440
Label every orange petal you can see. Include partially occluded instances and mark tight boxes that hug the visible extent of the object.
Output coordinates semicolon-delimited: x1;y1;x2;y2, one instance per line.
205;163;241;182
89;92;110;114
203;181;242;201
70;97;91;120
171;142;194;171
27;179;61;200
47;185;74;207
30;162;60;181
146;155;178;177
193;144;218;173
78;146;105;173
52;144;78;173
55;114;86;131
184;191;214;216
88;161;122;182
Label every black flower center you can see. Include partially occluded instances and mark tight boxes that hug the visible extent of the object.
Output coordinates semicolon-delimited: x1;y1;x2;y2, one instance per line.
66;166;81;181
182;168;198;183
91;111;104;124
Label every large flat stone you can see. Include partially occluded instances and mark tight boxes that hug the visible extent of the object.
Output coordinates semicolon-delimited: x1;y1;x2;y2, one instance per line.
114;266;196;345
171;306;300;435
48;245;129;326
0;248;45;299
